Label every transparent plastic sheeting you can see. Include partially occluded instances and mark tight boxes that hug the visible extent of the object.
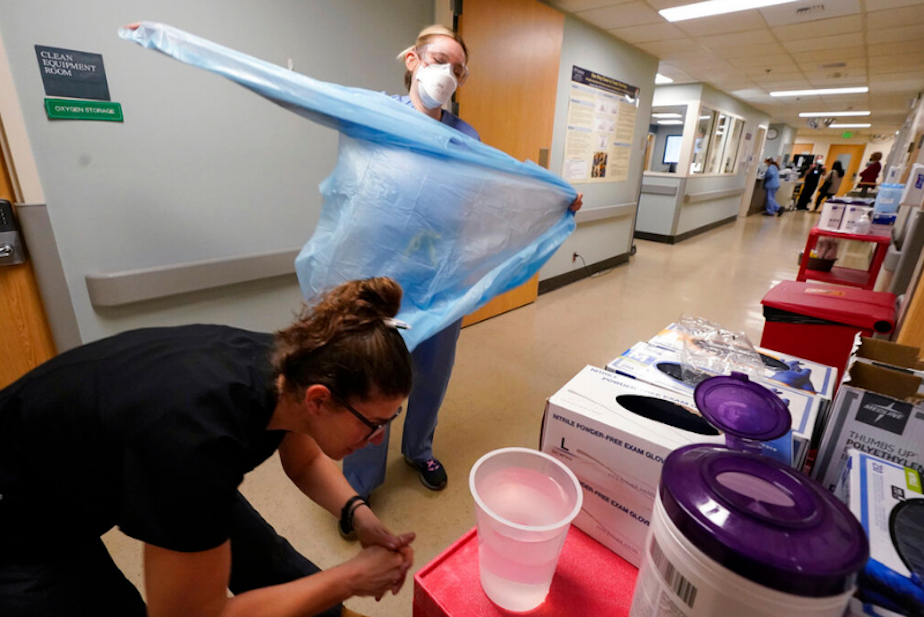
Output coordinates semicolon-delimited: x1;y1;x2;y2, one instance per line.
678;315;764;380
120;23;578;350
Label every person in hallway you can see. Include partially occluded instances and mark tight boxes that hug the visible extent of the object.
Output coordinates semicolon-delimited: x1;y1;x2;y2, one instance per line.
795;155;825;211
0;277;416;617
342;25;583;501
814;160;845;212
857;151;883;195
763;157;783;216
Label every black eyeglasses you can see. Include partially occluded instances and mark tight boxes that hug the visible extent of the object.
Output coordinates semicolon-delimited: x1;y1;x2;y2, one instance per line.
337;397;403;441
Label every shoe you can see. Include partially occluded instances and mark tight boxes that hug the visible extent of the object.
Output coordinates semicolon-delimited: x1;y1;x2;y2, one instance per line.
405;456;448;491
777;208;783;217
762;212;774;216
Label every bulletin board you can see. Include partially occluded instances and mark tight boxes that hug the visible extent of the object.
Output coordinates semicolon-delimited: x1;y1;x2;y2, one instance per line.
562;66;639;184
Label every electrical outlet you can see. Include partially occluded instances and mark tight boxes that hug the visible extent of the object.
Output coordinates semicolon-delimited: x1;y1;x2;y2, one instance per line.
572;252;579;262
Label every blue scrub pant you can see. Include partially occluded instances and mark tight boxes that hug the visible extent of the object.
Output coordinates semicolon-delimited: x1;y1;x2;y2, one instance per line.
343;318;463;498
765;188;781;214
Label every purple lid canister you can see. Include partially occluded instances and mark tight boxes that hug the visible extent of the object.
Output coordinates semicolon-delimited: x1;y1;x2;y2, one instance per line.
660;445;869;597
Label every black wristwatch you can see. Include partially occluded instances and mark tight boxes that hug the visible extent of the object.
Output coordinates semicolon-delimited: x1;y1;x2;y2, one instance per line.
338;495;368;536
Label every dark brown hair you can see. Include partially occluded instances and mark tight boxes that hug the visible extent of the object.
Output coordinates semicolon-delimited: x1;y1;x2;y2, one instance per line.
398;25;468;92
272;277;412;403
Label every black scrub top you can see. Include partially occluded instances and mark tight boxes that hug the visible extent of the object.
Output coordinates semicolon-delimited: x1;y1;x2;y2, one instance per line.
0;325;284;558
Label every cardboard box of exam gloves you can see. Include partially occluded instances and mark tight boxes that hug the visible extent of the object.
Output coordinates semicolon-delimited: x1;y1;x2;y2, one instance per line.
646;322;837;400
812;338;924;491
540;366;726;567
606;341;822;470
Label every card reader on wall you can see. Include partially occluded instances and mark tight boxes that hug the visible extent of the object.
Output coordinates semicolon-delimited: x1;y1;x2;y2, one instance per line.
0;200;27;266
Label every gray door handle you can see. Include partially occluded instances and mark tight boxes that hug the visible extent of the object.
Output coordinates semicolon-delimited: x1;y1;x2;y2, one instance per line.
0;244;12;258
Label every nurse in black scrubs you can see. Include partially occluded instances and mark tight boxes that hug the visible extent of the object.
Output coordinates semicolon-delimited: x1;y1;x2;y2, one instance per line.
0;277;415;617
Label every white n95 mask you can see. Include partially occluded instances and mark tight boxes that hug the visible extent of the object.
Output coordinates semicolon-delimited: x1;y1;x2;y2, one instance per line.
416;63;457;110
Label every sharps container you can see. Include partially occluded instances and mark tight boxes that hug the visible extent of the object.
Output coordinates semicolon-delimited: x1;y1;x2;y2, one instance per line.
469;447;582;612
629;444;869;617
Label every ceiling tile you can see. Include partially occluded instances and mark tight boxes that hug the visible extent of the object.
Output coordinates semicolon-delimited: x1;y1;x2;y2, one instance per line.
640;1;922;140
783;35;859;53
575;1;662;29
673;12;768;37
866;0;924;11
728;53;798;69
750;73;809;86
547;0;633;12
868;40;924;56
868;54;924;68
644;0;700;9
634;38;704;57
796;54;866;72
696;28;775;48
710;42;787;58
802;69;867;81
773;15;863;41
867;4;924;28
867;23;924;44
609;22;685;44
759;0;860;27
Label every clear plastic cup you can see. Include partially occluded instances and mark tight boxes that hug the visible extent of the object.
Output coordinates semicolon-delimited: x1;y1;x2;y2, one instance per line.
469;447;583;612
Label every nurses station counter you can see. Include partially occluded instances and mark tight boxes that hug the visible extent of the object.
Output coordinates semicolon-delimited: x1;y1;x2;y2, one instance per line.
749;173;798;215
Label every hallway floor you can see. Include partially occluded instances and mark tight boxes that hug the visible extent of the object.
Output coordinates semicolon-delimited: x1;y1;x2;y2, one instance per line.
105;209;826;616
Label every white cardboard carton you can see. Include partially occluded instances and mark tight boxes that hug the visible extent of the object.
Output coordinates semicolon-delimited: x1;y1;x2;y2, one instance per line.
836;449;923;617
841;205;874;233
606;342;822;468
812;386;924;491
540;366;724;566
819;201;847;231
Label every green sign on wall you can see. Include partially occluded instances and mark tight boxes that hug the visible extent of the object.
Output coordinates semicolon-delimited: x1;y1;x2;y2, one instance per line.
44;98;123;121
842;131;854;139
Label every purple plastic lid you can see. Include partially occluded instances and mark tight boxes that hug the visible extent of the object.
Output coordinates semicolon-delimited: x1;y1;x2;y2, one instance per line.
660;445;869;597
694;372;791;441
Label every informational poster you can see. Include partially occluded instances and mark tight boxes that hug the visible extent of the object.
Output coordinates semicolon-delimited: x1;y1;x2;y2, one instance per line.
563;66;639;183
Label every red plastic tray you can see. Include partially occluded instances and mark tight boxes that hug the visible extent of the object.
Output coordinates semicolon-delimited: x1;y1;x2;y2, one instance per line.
413;526;638;617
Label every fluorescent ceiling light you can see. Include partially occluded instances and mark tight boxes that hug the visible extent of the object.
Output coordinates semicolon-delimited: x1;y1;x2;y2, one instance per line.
652;113;683;118
830;123;871;128
660;0;797;22
799;111;870;118
655;73;674;84
770;87;869;97
799;111;870;117
657;120;684;125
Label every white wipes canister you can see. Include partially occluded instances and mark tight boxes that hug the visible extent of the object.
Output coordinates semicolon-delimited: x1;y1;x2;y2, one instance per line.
630;445;869;617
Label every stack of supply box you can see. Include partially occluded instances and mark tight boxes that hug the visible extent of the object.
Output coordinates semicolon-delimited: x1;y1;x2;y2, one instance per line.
812;337;924;492
606;323;835;471
836;449;923;617
539;323;837;568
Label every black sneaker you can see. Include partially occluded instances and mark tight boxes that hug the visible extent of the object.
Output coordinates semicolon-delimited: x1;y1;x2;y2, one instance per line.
405;456;447;491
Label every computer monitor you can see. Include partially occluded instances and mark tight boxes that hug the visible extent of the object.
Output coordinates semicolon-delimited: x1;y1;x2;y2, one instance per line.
663;134;682;165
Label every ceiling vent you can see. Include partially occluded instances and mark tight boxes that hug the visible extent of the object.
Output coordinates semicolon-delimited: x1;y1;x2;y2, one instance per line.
796;4;826;17
821;62;847;69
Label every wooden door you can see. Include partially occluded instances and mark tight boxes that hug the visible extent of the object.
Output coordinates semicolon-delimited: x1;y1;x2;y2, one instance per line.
792;143;813;155
457;0;565;327
0;143;56;388
825;144;866;196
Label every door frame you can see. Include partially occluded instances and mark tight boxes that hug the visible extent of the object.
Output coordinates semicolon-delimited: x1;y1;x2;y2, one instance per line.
824;143;866;196
738;126;767;218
